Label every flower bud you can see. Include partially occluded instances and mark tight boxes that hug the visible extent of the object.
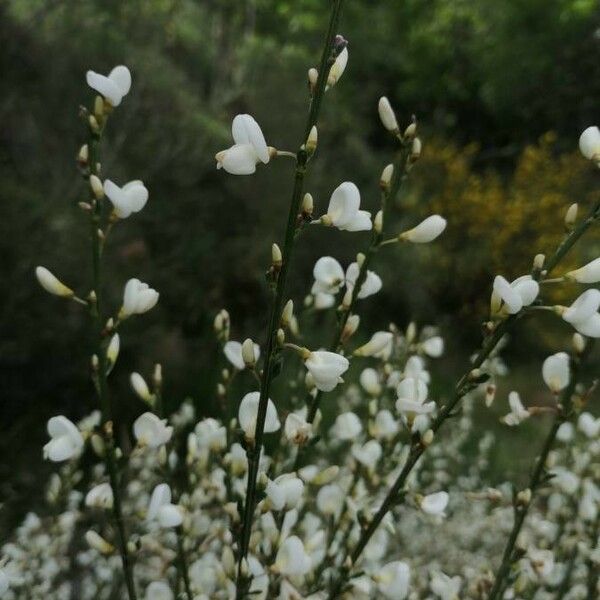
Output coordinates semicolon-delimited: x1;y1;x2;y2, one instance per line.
88;115;100;133
242;338;257;368
378;97;398;132
130;373;152;404
342;314;360;342
35;266;74;298
533;254;545;271
404;122;417;139
422;429;434;446
94;96;105;120
153;364;163;388
272;243;282;268
302;193;314;217
85;530;114;555
78;144;89;166
380;164;394;191
573;333;586;354
516;488;532;507
399;215;446;243
565;203;578;229
374;210;383;234
281;300;294;328
308;68;318;91
107;334;120;366
277;328;285;346
410;137;422;161
306;126;318;153
90;175;104;199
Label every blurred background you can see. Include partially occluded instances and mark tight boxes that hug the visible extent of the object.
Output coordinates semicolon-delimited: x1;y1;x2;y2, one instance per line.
1;0;599;535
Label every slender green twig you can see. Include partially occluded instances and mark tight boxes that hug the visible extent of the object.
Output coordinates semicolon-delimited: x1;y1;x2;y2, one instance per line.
325;196;600;599
305;142;412;426
86;125;138;600
235;1;346;595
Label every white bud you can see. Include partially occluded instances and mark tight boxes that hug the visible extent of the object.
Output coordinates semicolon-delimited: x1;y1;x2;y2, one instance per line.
302;193;314;216
579;126;600;162
411;137;422;159
35;266;74;298
573;333;586;354
308;68;319;88
306;126;318;153
89;175;104;199
107;334;120;365
241;338;257;368
400;215;446;243
565;203;578;228
533;254;545;270
281;300;294;328
130;373;152;403
85;530;114;554
272;243;282;267
380;164;394;190
374;210;383;234
378;96;398;132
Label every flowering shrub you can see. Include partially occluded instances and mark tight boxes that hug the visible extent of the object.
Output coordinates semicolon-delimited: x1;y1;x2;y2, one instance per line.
2;2;600;599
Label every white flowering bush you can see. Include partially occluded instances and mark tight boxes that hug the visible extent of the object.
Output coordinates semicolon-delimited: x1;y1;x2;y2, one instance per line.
3;3;600;599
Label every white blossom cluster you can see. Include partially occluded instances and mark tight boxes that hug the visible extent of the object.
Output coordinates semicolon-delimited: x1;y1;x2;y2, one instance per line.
6;12;600;600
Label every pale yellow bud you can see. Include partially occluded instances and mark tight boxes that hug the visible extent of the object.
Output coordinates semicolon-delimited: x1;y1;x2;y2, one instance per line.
306;126;318;153
85;531;114;555
565;203;578;229
374;210;383;234
272;243;282;267
35;266;74;298
573;333;586;354
404;122;417;139
380;164;394;190
241;338;257;368
78;144;89;165
281;299;294;328
302;193;314;217
411;137;422;160
422;429;434;446
89;175;104;199
533;254;545;271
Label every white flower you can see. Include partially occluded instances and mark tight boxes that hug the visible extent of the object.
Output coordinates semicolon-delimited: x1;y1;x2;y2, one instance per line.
360;368;381;395
312;256;345;295
321;182;372;232
215;114;270;175
284;413;312;445
404;355;430;383
85;483;114;509
400;215;446;243
332;412;363;440
556;421;574;442
578;412;600;438
133;412;173;447
147;483;183;528
566;257;600;283
352;440;382;469
551;468;579;495
430;572;462;600
314;291;336;309
120;278;159;318
224;340;260;370
35;266;73;297
395;378;435;418
43;416;84;462
378;97;398;132
145;581;174;600
195;418;227;451
371;410;399;440
103;180;149;218
304;350;349;392
354;331;393;358
85;530;114;554
274;536;311;576
316;484;344;516
501;391;530;426
327;46;349;88
238;392;280;439
420;491;449;516
561;289;600;337
272;474;304;509
493;275;540;315
579;126;600;161
542;352;570;393
375;561;410;599
345;262;382;299
422;336;444;358
86;65;131;106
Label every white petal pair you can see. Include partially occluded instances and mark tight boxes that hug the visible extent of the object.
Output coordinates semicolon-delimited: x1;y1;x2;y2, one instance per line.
133;412;173;447
322;182;372;232
216;114;270;175
304;350;349;392
561;289;600;337
147;483;183;528
224;340;260;370
43;416;84;462
104;180;148;218
493;275;540;315
238;392;280;439
86;65;132;107
121;278;159;318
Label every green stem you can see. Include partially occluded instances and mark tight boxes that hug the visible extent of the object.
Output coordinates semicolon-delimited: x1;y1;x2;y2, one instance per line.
325;196;600;599
235;1;345;596
87;130;138;600
306;145;410;425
